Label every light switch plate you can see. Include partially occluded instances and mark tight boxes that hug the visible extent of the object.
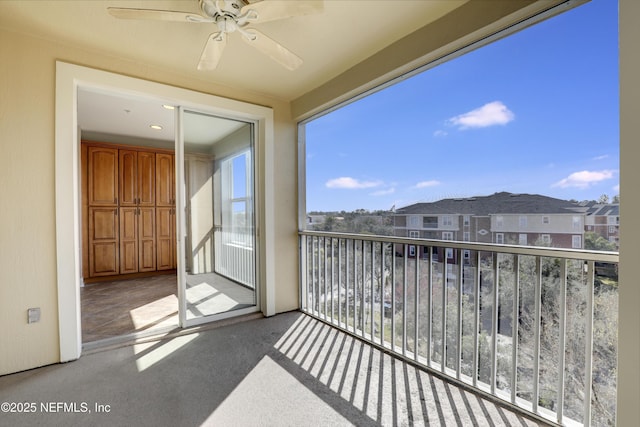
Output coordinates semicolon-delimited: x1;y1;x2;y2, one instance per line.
27;308;41;323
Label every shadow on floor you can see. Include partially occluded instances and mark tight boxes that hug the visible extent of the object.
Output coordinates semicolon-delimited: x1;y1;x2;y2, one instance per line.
0;312;547;426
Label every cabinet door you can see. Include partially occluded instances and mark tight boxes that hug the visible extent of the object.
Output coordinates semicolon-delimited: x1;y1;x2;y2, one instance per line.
138;207;156;272
156;207;175;270
119;150;137;206
156;153;174;207
89;207;119;276
138;151;156;206
88;146;118;206
119;207;138;274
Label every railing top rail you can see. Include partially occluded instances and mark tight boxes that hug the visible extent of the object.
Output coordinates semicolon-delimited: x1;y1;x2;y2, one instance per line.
299;230;619;263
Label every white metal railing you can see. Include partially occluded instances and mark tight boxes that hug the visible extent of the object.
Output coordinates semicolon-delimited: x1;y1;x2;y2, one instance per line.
214;227;255;288
299;230;619;426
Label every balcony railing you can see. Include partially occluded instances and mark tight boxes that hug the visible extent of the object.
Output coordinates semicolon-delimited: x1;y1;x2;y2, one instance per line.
299;230;619;426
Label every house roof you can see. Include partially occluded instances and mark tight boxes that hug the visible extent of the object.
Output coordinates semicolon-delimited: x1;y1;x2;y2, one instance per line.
395;192;583;216
590;204;620;216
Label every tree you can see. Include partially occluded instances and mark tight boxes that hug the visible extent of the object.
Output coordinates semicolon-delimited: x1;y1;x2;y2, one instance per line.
584;231;617;251
597;194;610;204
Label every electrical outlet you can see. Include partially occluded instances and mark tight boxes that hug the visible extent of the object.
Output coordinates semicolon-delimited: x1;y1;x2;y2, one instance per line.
27;308;40;324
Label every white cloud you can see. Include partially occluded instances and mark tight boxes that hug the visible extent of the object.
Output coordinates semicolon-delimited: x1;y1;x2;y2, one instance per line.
433;130;448;138
593;154;609;160
325;177;381;189
447;101;515;130
552;170;615;189
414;180;441;189
370;188;395;196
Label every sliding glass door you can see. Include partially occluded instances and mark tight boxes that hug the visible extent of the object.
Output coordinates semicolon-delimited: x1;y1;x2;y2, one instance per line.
178;108;257;326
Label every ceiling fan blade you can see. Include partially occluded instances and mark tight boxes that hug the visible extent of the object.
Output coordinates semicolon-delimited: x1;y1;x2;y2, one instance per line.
240;1;323;24
107;7;212;23
198;32;227;70
241;29;302;71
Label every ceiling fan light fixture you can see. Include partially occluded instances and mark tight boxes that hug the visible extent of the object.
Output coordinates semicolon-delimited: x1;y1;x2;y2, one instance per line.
108;0;324;70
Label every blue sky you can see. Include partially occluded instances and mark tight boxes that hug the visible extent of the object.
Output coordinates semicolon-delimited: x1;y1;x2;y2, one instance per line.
305;0;619;212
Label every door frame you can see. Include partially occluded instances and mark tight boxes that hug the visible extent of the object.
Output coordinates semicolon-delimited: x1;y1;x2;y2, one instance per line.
55;62;275;362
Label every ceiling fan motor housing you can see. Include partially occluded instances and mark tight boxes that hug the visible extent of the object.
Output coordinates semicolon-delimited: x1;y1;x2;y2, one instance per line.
200;0;247;19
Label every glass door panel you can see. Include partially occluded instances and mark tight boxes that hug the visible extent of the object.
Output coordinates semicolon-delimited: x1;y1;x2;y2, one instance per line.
179;109;257;326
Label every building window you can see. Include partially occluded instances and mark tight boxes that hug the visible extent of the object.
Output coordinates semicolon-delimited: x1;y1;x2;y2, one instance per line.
463;231;470;241
519;234;527;245
608;216;619;225
541;234;551;245
409;215;420;228
495;233;504;244
423;216;438;228
446;248;454;259
463;250;470;259
608;225;616;234
573;216;582;230
463;215;470;226
572;235;582;248
496;216;504;227
409;230;420;238
409;245;416;257
442;215;453;227
442;231;453;240
542;216;550;224
519;216;528;228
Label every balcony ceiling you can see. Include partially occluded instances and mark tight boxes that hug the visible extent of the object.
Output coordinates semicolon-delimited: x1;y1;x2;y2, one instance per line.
0;0;468;101
0;0;560;143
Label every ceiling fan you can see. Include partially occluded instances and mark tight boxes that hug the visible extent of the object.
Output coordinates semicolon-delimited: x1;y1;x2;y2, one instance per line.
108;0;323;71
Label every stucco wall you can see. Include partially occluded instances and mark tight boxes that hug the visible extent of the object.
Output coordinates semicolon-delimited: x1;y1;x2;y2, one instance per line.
0;28;299;375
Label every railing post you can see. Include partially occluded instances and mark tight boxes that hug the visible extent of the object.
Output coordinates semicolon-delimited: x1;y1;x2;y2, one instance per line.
557;258;568;424
391;244;396;352
533;256;542;414
584;260;595;427
491;252;499;395
403;243;408;357
457;248;463;380
426;246;433;368
441;248;447;374
414;245;420;361
511;254;520;404
473;250;480;388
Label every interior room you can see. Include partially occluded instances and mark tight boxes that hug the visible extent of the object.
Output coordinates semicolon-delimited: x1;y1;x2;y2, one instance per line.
78;88;259;344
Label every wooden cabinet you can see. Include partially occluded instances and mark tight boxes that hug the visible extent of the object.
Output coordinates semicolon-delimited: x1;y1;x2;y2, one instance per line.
88;146;118;206
89;207;119;276
83;142;175;280
156;207;176;271
156;153;174;207
156;153;176;269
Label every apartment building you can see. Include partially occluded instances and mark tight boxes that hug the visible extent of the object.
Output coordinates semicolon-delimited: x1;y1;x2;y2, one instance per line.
393;192;586;249
585;203;620;248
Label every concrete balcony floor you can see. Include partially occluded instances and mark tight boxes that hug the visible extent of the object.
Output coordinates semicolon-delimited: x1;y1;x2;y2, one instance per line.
0;311;547;426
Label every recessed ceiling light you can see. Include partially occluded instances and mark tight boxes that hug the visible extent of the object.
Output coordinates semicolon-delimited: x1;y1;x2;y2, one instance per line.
162;105;175;110
150;125;163;130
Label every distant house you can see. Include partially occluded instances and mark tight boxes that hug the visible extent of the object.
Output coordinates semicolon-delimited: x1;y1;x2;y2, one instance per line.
393;192;586;250
306;214;327;229
585;203;620;249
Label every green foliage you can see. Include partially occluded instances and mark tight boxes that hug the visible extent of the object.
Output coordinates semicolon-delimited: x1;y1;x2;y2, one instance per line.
584;231;617;251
